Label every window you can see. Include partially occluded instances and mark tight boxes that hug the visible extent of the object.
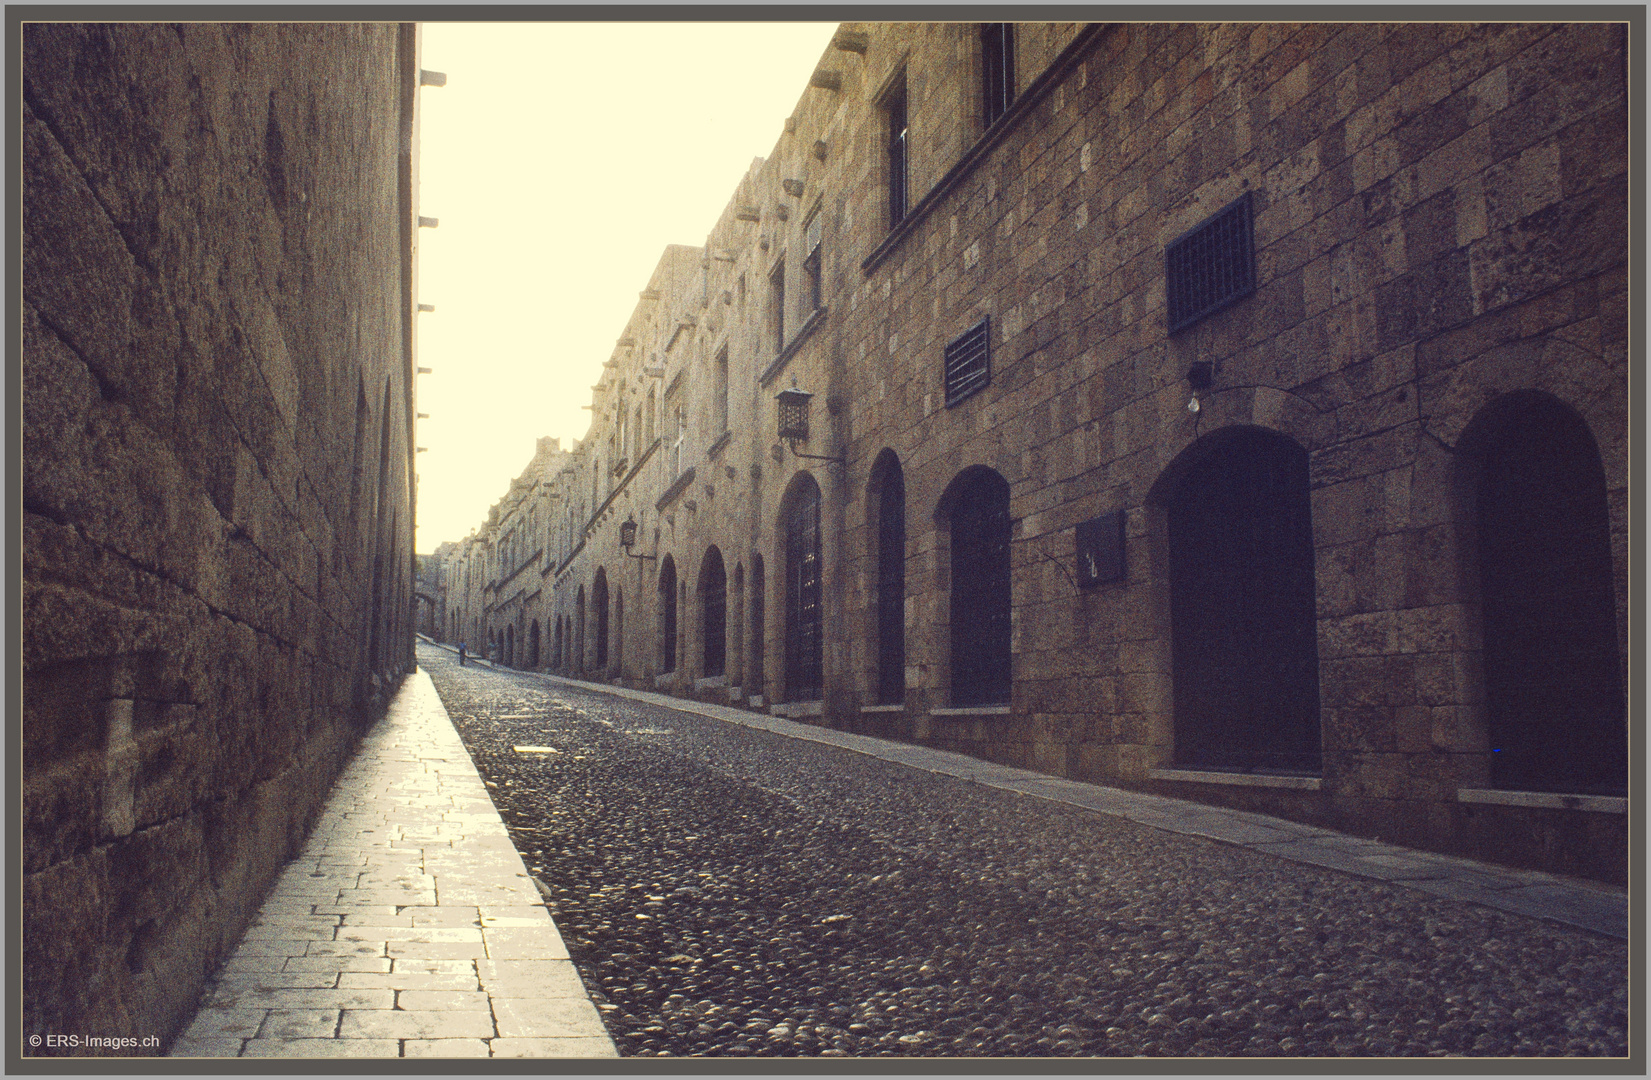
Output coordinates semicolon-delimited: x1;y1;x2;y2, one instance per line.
981;23;1016;127
945;468;1011;706
666;396;686;479
944;317;991;406
1166;192;1256;333
770;260;786;352
713;347;729;436
1167;429;1321;773
803;208;823;313
884;73;909;227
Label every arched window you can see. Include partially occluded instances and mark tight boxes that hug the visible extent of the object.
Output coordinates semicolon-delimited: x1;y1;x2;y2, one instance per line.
593;568;610;671
782;474;824;701
942;467;1011;706
1462;391;1624;794
700;547;728;677
659;556;678;673
870;450;906;705
1166;427;1321;773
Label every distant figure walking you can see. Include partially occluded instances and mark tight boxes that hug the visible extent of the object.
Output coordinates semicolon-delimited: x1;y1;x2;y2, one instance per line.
458;641;467;666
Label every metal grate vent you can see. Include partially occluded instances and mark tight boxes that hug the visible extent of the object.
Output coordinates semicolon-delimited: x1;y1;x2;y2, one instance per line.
944;317;991;407
1165;193;1256;333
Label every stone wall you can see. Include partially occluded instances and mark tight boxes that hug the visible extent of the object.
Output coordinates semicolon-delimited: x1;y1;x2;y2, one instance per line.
22;23;421;1050
439;22;1628;884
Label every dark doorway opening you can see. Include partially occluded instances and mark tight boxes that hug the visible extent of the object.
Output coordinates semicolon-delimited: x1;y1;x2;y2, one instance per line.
1167;427;1321;773
659;556;678;673
783;476;823;701
1465;392;1625;795
700;547;727;678
944;467;1011;706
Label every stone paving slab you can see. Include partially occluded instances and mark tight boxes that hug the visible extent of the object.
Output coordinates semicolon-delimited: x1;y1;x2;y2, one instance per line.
169;669;617;1059
523;660;1627;942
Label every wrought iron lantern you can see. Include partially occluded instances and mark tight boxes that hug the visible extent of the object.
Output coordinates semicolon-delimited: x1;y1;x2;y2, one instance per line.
619;517;638;549
776;388;812;440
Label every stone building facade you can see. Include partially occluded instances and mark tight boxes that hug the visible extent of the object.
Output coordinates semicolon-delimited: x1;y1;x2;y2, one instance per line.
438;21;1630;883
23;24;426;1049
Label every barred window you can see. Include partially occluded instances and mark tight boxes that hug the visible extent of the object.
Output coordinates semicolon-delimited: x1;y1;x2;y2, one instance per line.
1165;193;1256;334
944;317;991;407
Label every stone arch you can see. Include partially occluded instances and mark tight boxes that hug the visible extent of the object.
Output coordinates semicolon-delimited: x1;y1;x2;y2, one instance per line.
867;449;906;706
658;555;678;674
593;567;610;672
1456;390;1625;795
748;552;766;700
937;465;1012;707
575;585;586;674
779;472;824;702
699;546;727;678
1149;426;1322;773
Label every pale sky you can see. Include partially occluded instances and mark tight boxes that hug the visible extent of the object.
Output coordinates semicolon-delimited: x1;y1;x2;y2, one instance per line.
413;21;839;553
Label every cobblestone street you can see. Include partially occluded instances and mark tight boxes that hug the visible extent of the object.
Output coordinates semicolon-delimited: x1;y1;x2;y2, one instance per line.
422;644;1629;1059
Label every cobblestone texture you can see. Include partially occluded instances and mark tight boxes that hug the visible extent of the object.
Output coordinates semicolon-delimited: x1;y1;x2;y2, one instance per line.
423;646;1629;1059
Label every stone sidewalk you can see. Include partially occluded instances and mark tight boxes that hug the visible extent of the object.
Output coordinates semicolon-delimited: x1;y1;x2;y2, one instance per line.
169;669;617;1059
452;649;1625;942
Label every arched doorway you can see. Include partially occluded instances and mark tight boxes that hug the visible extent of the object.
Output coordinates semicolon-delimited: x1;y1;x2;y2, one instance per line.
1165;427;1321;773
940;466;1011;706
575;586;586;674
528;620;540;669
781;473;823;702
504;624;515;668
1461;391;1625;794
553;615;564;669
658;556;678;673
749;553;766;699
870;449;906;705
700;547;727;678
593;568;610;672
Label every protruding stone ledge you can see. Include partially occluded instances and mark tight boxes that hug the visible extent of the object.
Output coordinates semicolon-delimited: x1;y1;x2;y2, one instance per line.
1457;788;1627;814
771;701;822;718
929;705;1011;717
1149;768;1321;791
860;704;903;714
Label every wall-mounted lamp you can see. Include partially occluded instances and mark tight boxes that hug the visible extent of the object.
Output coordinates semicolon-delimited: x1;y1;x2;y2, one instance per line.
1186;361;1213;414
619;517;656;560
776;388;844;465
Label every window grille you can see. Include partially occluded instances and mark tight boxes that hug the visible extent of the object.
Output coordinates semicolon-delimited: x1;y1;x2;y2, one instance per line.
1165;192;1255;333
981;23;1016;127
944;317;991;407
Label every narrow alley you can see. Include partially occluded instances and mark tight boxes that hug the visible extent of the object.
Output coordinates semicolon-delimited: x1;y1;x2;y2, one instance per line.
422;643;1628;1059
